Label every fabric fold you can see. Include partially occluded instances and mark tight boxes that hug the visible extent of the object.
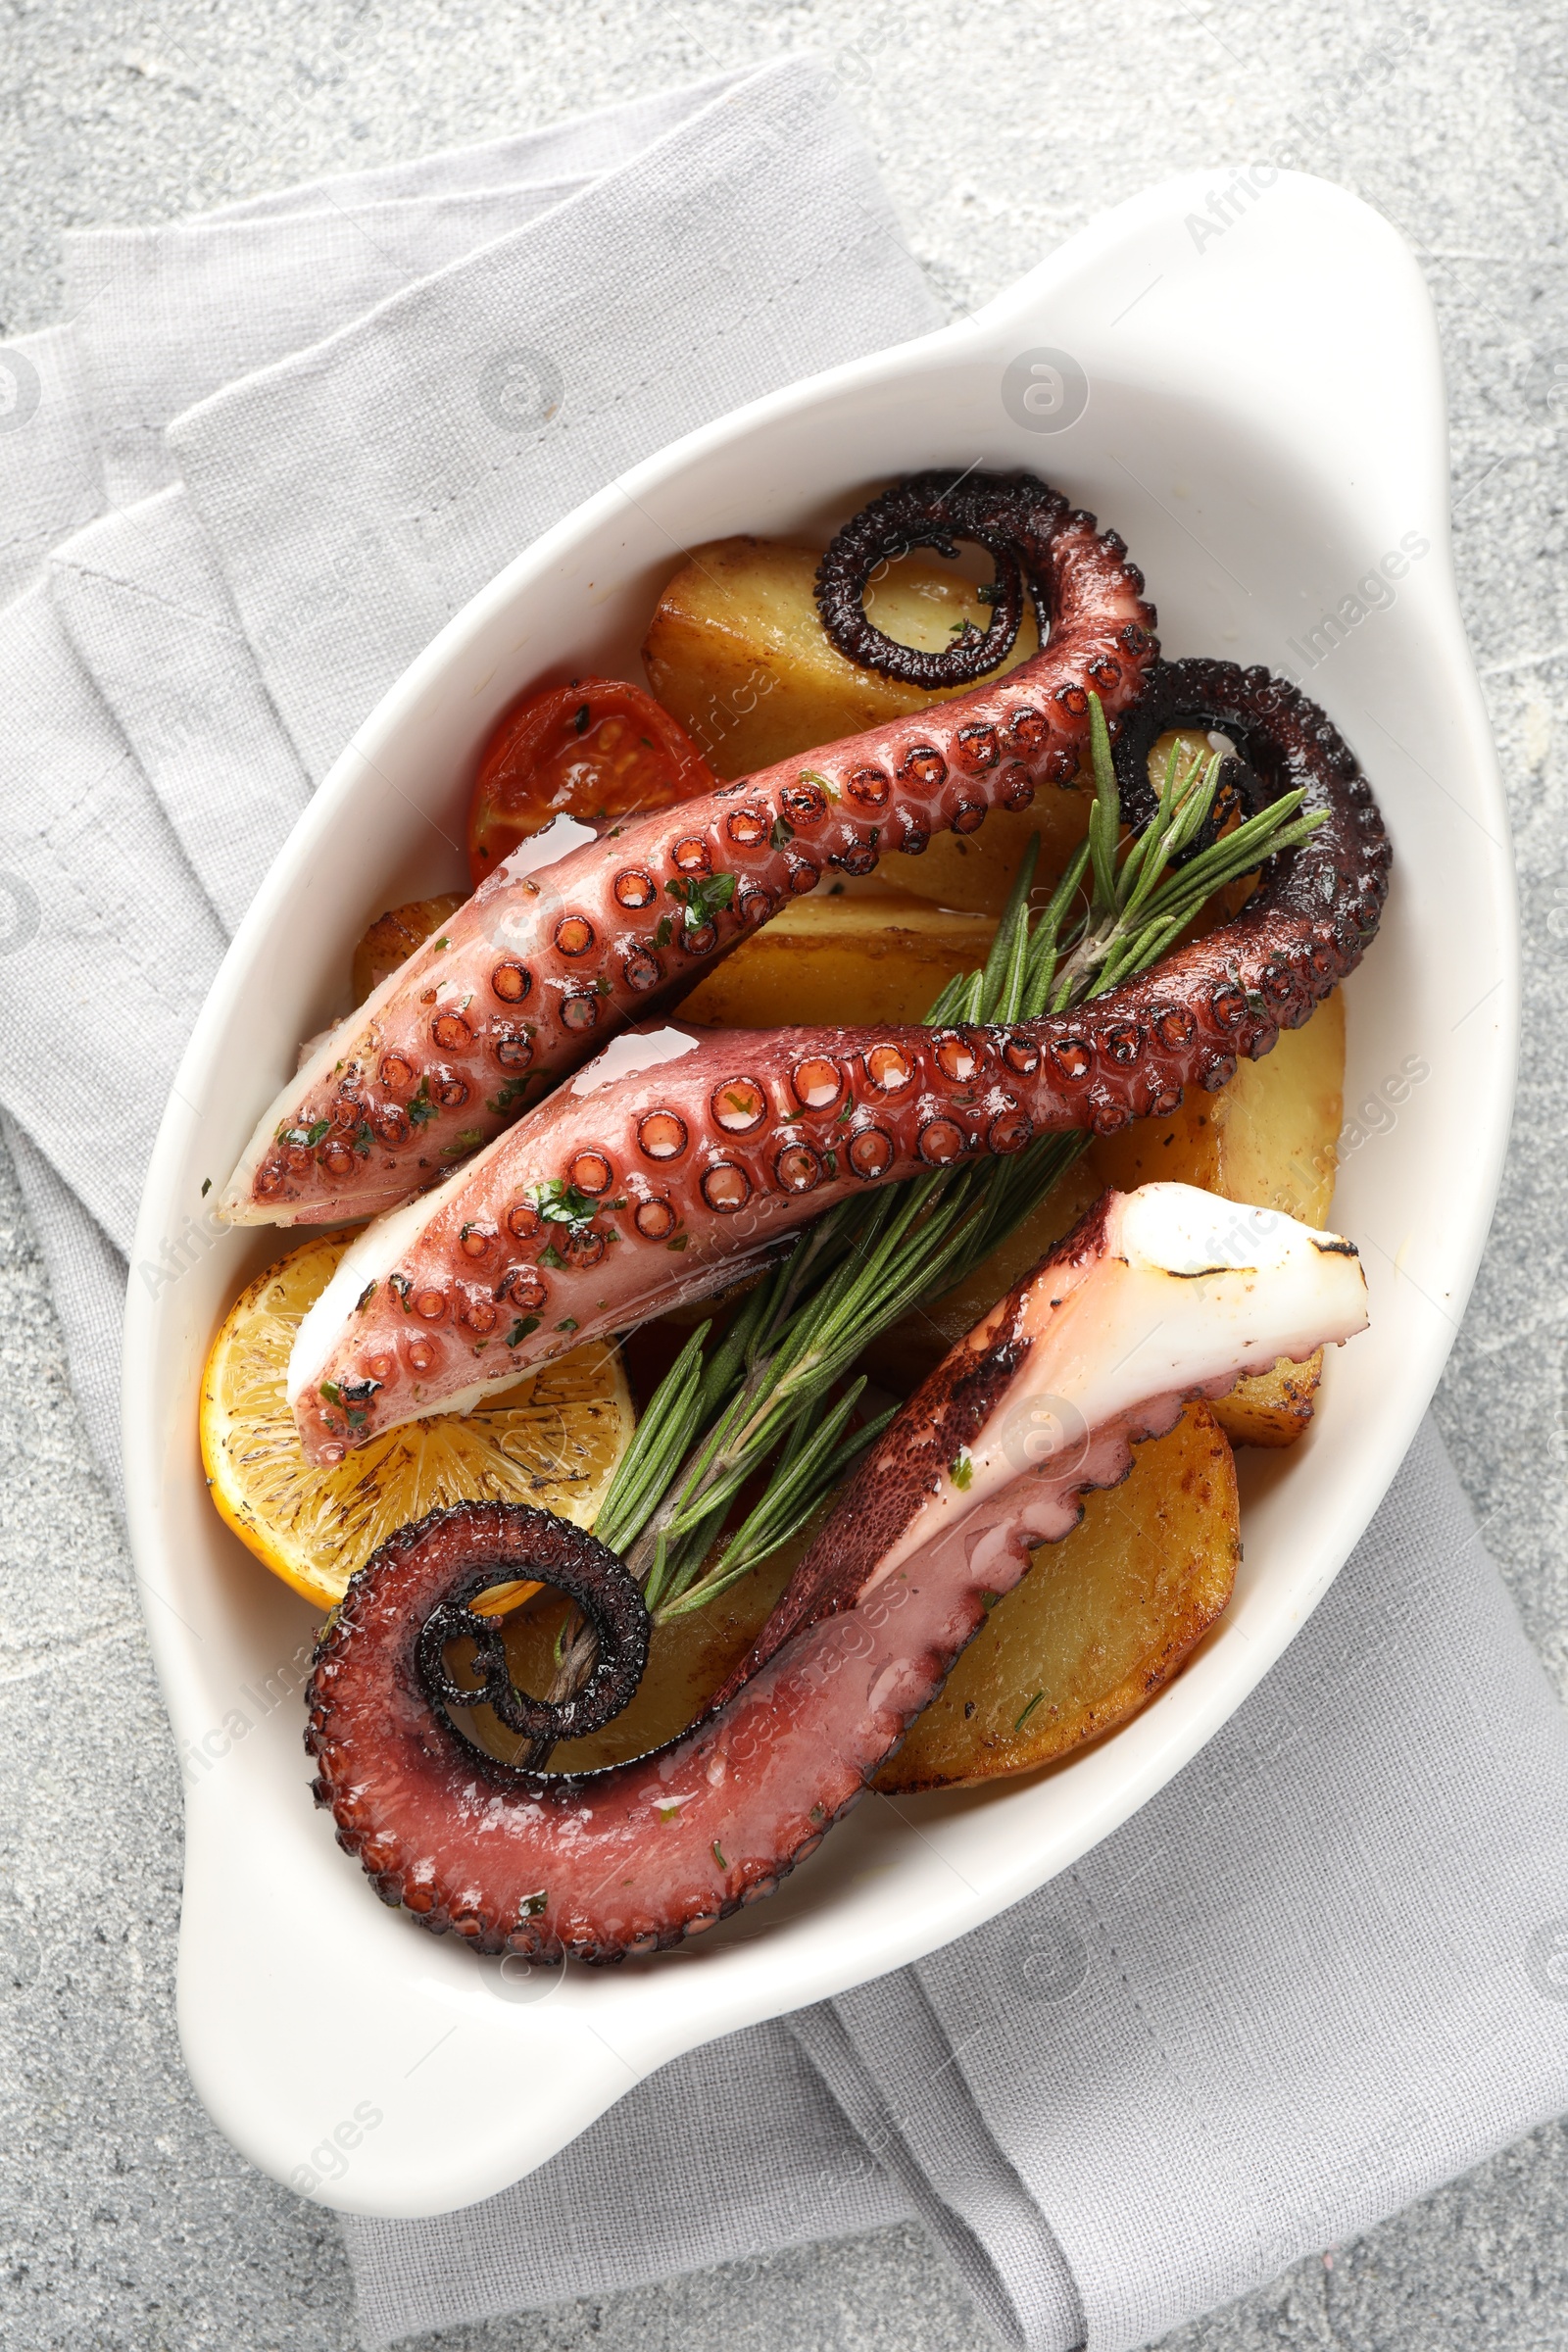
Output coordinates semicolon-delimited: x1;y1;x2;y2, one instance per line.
49;487;310;933
195;71;756;224
0;583;226;1251
342;2021;909;2349
0;324;104;607
64;180;594;507
787;1994;1084;2352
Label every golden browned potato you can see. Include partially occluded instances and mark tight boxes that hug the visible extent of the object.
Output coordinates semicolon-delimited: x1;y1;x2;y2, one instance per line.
351;893;466;1004
874;1401;1239;1791
1208;1352;1325;1446
1090;990;1345;1446
642;536;1092;914
887;811;1084;917
676;889;997;1030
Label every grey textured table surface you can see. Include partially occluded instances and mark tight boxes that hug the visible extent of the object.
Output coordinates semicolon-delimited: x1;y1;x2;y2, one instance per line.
2;3;1565;2347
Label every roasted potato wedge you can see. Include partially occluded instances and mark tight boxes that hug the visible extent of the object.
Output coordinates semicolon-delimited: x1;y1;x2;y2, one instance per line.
1092;990;1345;1446
885;809;1084;918
1208;1351;1325;1446
351;893;466;1005
874;1400;1240;1791
642;535;1092;914
676;889;997;1030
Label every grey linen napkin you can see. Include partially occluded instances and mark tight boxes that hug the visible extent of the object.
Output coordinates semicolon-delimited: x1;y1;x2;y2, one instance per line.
0;59;1563;2352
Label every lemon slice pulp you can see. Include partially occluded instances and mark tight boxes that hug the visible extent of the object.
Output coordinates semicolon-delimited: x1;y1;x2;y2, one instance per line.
200;1231;634;1612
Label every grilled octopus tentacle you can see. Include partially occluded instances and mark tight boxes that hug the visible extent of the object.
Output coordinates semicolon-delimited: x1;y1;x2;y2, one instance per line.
289;658;1389;1466
304;1185;1369;1962
220;471;1157;1228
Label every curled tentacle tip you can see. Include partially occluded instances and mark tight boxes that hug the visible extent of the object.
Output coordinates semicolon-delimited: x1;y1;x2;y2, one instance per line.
813;469;1079;691
393;1501;650;1750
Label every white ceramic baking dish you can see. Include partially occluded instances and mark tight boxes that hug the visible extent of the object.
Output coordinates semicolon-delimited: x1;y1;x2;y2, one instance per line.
123;167;1515;2216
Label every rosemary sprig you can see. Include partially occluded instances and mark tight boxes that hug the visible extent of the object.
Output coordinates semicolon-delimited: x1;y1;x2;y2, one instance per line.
513;704;1325;1739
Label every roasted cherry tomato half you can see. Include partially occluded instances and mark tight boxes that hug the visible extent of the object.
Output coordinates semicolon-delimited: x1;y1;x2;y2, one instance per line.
466;677;715;887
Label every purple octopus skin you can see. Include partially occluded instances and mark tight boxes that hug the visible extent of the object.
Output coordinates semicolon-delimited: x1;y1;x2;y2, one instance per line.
302;1183;1369;1963
288;656;1389;1466
220;472;1157;1228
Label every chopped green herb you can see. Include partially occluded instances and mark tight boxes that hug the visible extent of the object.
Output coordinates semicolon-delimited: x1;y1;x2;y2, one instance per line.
200;1177;212;1198
556;1316;579;1334
769;813;795;850
319;1381;343;1408
355;1282;376;1311
407;1079;437;1130
1014;1691;1045;1732
664;871;736;931
950;1447;974;1492
711;1840;727;1869
538;1242;565;1269
531;1179;602;1230
505;1314;540;1347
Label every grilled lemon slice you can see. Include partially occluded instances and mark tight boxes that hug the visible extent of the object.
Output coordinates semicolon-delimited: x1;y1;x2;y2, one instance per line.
200;1231;633;1612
